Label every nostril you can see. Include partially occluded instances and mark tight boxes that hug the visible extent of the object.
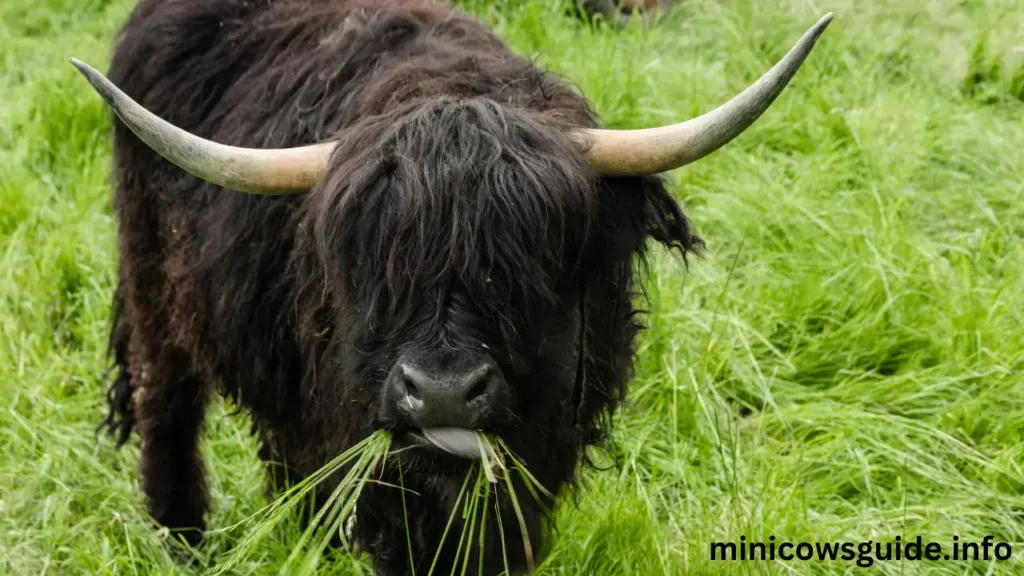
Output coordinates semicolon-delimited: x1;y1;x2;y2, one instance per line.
399;364;424;400
402;376;420;400
463;365;491;404
465;377;489;404
395;373;419;399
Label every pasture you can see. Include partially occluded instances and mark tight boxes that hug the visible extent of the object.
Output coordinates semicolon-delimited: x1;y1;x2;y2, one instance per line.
2;0;1023;573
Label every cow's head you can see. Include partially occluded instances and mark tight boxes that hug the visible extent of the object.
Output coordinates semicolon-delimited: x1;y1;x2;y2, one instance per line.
72;12;830;571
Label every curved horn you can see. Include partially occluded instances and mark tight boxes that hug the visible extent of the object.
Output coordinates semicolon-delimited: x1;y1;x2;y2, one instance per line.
69;58;334;195
574;13;833;176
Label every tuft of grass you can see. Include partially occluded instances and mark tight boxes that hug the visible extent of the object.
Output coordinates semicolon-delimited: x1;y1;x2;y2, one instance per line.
961;31;1024;104
2;0;1024;574
211;431;392;576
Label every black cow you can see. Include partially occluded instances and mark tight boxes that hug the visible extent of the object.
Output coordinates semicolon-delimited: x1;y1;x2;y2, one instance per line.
78;1;830;573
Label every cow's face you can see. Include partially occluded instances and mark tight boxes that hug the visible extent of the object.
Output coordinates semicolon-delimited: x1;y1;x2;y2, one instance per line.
308;99;600;469
299;98;694;573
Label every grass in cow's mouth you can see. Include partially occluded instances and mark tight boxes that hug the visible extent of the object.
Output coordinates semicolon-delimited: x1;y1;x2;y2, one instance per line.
211;430;392;575
209;430;552;576
404;433;553;575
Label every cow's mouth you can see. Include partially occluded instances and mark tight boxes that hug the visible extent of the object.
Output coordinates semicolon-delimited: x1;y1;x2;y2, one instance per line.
405;427;496;461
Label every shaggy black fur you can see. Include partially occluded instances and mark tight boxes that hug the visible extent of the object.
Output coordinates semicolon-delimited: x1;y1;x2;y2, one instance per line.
100;0;701;573
99;290;134;446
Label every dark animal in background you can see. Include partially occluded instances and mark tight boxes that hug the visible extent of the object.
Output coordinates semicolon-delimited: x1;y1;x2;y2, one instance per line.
77;0;830;573
576;0;668;25
459;0;670;25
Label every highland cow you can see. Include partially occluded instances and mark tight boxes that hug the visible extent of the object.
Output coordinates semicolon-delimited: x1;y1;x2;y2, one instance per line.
78;1;830;574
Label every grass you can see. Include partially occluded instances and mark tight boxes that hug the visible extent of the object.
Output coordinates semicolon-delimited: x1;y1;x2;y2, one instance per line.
2;0;1023;573
211;431;392;576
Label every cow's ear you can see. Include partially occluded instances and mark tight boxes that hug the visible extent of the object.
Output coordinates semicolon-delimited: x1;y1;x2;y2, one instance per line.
642;179;704;260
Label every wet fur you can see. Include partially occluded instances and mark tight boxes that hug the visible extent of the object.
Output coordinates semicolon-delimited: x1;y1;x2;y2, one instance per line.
101;0;700;573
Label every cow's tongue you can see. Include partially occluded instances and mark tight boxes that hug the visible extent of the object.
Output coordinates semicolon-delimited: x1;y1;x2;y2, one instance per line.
414;427;495;461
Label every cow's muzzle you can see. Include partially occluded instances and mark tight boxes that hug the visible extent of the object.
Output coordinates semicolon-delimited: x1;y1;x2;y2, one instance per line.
383;351;511;459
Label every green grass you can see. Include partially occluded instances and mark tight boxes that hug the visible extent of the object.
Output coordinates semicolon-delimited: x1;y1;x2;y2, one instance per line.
2;0;1023;573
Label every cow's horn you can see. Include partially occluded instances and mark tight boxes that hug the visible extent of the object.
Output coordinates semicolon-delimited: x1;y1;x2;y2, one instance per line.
574;13;833;176
69;58;334;195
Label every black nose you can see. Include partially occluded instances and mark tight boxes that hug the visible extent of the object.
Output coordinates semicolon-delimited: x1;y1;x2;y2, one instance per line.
386;357;509;429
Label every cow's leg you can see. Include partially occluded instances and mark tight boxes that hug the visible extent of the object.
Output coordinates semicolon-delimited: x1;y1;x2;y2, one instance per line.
131;338;211;549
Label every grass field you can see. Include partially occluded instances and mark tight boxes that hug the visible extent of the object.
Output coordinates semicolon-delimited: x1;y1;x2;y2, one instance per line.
2;0;1024;574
